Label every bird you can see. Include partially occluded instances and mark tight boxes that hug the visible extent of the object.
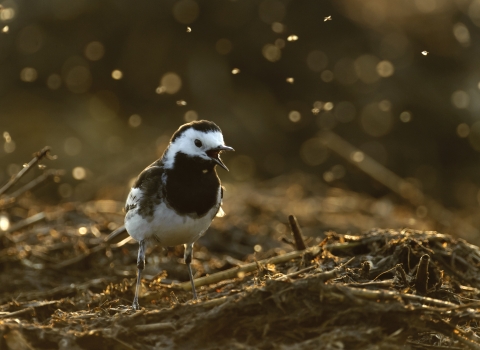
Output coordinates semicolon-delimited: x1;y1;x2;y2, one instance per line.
124;120;234;310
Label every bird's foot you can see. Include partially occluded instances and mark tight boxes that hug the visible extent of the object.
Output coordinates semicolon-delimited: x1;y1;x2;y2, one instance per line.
132;299;140;311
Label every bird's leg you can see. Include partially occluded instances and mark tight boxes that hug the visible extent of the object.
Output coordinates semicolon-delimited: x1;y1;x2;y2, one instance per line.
184;243;198;300
132;240;146;310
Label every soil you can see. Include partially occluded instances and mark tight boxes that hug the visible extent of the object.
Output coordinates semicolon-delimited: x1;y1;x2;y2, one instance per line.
1;153;480;349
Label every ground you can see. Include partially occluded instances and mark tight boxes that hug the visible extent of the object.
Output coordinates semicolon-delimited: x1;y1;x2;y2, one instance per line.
1;162;480;349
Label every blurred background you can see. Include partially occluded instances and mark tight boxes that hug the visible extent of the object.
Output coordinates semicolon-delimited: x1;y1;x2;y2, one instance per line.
2;0;480;241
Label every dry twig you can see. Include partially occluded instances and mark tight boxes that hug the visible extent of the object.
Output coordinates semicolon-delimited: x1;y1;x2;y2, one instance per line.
175;246;321;291
288;215;306;250
0;146;56;196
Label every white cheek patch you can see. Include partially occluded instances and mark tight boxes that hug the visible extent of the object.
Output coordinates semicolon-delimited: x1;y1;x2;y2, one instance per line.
163;129;225;169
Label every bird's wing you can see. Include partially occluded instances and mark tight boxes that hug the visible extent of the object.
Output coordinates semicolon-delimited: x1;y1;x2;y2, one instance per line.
125;165;165;214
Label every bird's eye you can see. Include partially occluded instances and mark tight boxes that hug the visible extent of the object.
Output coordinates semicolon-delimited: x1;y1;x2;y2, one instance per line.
194;139;202;148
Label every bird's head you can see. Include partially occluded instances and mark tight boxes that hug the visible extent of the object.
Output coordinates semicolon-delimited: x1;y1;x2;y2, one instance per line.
163;120;234;171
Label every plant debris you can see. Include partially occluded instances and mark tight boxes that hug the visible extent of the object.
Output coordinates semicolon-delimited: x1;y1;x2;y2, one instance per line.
1;148;480;349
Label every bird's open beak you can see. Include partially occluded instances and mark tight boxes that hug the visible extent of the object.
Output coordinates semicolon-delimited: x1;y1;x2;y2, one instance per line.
206;145;234;171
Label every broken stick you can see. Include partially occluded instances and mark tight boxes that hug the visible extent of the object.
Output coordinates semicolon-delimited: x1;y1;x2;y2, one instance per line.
0;146;56;196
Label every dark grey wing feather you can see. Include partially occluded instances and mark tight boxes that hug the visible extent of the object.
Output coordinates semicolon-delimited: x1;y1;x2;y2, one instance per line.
125;165;165;216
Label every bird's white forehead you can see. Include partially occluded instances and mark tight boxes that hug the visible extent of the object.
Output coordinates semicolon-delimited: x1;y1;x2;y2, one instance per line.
163;129;225;169
182;128;224;146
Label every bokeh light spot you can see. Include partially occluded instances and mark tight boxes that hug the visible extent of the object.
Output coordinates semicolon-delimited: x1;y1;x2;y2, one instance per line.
64;65;92;94
323;171;334;182
288;110;301;122
287;35;298;42
271;22;284;33
7;163;20;176
321;70;333;82
4;132;11;143
378;100;391;112
161;72;182;94
111;70;123;80
46;74;62;90
85;41;105;61
324;102;334;111
457;123;470;138
4;134;15;153
400;111;412;123
351;151;365;163
453;23;470;46
20;67;37;82
451;90;469;109
232;68;240;74
376;60;395;77
414;0;437;13
469;0;480;27
275;38;285;48
262;44;281;62
184;110;198;122
324;164;345;182
4;141;15;153
286;77;294;84
17;25;43;54
355;55;380;84
1;7;15;21
416;206;428;218
156;86;166;94
129;114;142;128
72;166;86;180
0;215;9;231
58;183;73;198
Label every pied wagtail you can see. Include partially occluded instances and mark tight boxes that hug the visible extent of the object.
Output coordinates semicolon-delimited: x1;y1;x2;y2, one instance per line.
124;120;234;310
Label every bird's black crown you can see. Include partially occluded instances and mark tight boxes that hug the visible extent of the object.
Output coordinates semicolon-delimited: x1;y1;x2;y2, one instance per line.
171;120;222;142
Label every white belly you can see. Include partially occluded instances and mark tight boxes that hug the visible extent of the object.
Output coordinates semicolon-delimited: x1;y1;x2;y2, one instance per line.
124;188;221;246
